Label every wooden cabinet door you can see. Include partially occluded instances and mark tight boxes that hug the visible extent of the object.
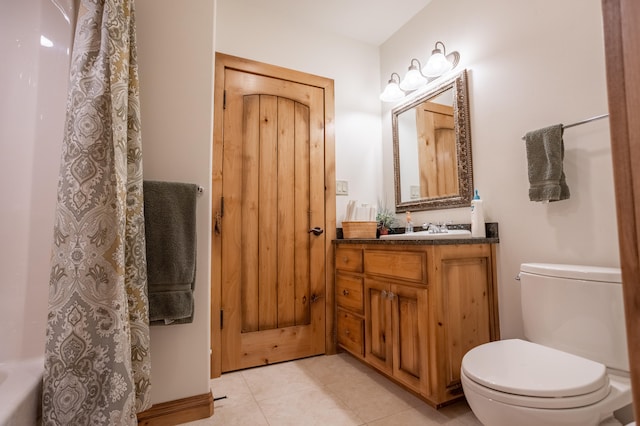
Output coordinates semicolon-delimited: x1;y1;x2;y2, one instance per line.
434;244;493;396
391;283;430;396
365;279;393;374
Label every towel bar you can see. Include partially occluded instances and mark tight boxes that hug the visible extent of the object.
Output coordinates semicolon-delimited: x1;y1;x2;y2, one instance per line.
521;113;609;140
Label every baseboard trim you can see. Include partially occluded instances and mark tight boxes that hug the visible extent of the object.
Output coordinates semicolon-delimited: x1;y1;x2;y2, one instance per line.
137;391;214;425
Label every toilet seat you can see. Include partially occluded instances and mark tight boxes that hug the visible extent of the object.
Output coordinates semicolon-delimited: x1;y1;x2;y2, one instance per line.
462;339;611;409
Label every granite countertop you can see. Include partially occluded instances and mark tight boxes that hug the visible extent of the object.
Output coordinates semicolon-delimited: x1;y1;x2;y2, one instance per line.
334;222;499;246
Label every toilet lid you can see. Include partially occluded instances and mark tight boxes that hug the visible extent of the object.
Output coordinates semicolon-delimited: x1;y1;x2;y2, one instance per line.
462;339;608;398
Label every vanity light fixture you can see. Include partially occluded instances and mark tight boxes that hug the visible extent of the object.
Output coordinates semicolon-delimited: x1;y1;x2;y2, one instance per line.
379;72;405;102
423;41;459;77
399;58;428;91
380;40;460;102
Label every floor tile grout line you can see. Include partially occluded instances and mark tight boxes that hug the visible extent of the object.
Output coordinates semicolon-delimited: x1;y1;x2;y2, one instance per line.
239;368;272;426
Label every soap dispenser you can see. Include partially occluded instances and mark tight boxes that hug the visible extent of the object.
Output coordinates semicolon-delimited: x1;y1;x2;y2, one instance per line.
471;190;486;238
406;211;414;233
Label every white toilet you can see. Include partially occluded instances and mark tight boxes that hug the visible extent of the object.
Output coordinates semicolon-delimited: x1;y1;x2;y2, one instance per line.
461;263;632;426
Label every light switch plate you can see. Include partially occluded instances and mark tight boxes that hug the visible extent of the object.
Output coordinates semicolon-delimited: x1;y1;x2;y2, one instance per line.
410;185;421;199
336;180;349;196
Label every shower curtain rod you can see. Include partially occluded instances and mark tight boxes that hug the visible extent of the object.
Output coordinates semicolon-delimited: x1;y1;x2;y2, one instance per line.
521;113;609;140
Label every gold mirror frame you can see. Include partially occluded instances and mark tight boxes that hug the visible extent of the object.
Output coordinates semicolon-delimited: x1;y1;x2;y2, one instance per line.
392;69;472;212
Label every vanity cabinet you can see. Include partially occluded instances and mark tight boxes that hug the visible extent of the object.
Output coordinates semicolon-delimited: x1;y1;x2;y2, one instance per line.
335;242;499;408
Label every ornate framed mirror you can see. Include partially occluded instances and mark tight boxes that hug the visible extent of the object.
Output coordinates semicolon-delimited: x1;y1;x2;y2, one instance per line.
392;69;472;212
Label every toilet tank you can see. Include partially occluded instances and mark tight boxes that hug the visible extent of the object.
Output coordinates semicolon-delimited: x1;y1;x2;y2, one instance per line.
520;263;629;372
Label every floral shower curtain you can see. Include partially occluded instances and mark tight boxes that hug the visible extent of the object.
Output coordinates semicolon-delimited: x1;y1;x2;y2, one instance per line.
42;0;151;424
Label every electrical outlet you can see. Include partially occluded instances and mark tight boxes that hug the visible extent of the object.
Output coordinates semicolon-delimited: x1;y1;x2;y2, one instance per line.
336;180;349;196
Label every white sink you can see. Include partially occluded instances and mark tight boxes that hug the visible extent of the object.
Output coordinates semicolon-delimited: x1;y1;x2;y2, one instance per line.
380;229;472;240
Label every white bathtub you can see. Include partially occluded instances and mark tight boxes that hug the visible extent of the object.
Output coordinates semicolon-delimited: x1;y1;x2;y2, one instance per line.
0;0;72;422
0;357;44;426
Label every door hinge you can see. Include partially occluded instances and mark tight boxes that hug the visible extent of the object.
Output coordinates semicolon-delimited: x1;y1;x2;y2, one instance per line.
220;309;224;329
223;90;226;110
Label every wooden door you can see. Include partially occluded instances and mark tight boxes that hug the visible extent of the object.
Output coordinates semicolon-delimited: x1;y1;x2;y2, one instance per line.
217;62;328;372
365;279;393;374
391;283;430;395
416;101;457;198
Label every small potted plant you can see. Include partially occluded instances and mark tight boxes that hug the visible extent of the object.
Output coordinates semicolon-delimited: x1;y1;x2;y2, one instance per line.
376;206;397;236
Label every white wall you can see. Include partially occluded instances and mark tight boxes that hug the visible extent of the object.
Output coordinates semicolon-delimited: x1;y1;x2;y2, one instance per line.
136;0;215;404
0;0;72;363
380;0;618;338
216;0;384;222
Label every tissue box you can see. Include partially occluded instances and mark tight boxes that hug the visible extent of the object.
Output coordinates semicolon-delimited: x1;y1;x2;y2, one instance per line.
342;221;377;239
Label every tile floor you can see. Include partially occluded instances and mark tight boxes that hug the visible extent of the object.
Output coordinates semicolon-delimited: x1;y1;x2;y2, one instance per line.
182;352;482;426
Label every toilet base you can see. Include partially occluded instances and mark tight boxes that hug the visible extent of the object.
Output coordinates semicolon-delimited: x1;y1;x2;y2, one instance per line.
461;370;631;426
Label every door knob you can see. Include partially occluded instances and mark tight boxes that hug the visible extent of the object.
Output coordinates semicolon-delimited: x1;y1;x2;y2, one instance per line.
309;227;324;236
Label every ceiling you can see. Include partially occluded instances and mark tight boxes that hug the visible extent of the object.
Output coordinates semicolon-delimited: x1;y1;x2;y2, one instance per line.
252;0;433;46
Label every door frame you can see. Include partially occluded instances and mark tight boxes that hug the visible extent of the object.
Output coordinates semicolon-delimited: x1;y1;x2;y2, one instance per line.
602;0;640;419
211;53;336;378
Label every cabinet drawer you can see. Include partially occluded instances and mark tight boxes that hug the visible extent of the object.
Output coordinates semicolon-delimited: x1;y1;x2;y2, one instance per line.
336;247;363;273
337;309;364;356
336;274;363;314
364;250;427;284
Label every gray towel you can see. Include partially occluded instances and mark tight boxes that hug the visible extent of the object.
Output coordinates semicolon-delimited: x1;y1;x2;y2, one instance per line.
143;180;198;325
524;124;570;202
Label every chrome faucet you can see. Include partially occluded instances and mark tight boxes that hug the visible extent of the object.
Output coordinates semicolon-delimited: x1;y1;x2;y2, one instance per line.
439;221;452;232
422;221;451;233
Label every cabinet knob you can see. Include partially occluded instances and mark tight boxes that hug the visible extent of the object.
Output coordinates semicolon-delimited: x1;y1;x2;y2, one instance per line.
342;289;350;296
381;290;388;298
388;291;395;300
